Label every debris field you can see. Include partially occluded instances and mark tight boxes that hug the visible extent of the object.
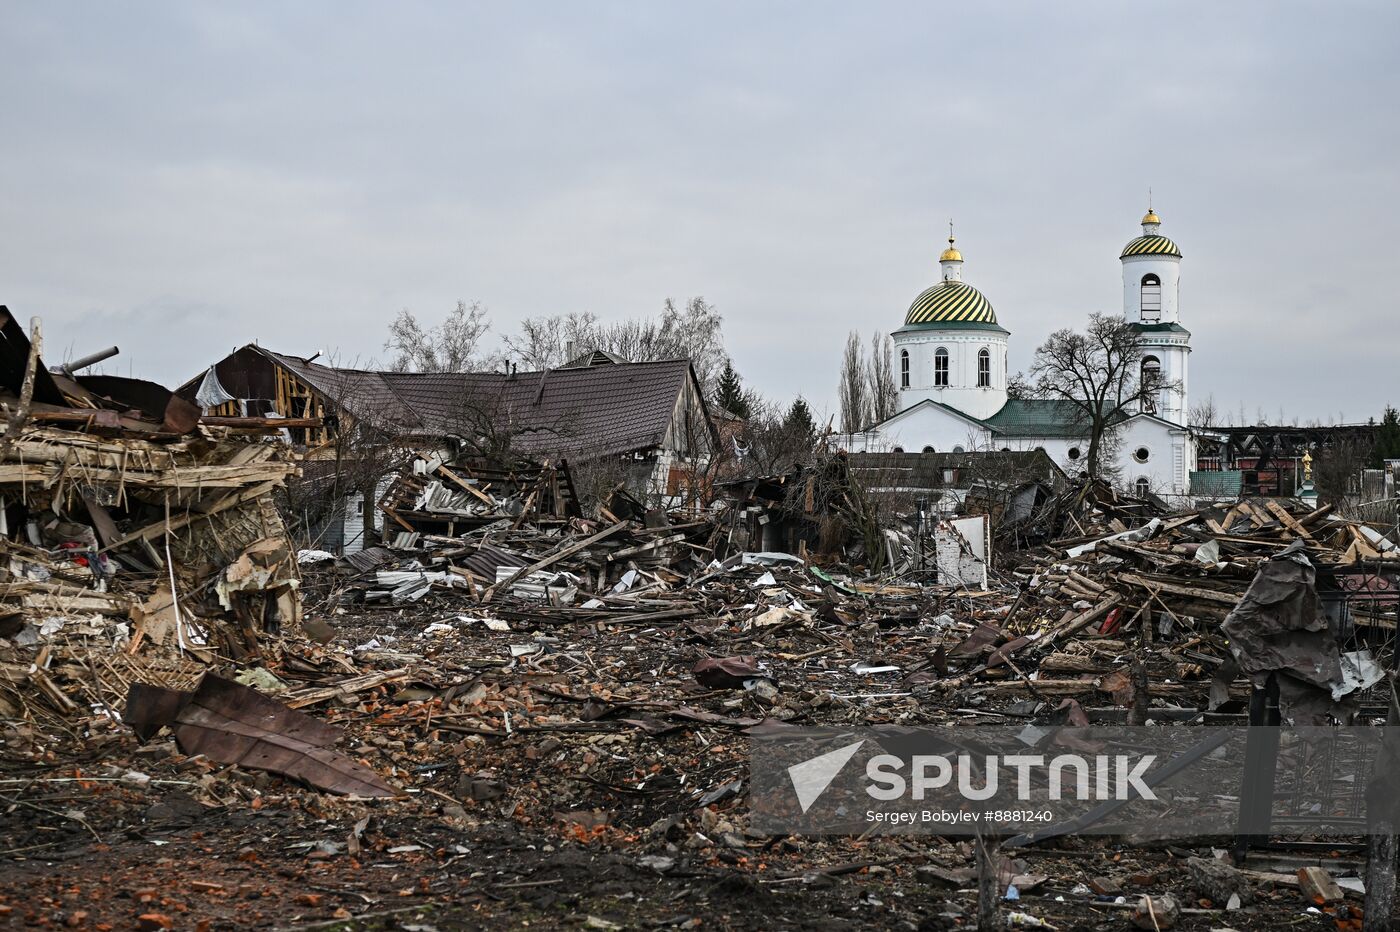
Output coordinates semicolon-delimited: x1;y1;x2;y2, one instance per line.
1;307;1398;930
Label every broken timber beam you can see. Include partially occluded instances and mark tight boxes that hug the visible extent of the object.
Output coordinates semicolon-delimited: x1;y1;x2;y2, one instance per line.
606;533;686;562
199;416;324;429
486;522;628;602
1114;573;1240;604
1266;500;1315;541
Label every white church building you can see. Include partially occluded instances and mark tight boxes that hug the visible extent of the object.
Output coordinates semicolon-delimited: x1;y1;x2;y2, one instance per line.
844;210;1195;499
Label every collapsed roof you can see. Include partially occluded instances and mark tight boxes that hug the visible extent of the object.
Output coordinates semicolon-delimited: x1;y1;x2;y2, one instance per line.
185;345;714;460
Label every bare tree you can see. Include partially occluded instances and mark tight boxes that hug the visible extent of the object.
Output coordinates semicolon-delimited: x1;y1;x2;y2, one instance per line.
386;300;495;373
1028;313;1174;480
866;331;897;424
727;396;820;478
501;311;607;371
838;331;869;432
1007;371;1033;400
502;299;729;395
1189;393;1219;428
273;354;417;550
1315;436;1376;509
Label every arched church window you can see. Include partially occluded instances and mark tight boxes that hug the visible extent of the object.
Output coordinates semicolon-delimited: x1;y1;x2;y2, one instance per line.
934;348;949;387
1140;356;1161;413
1140;274;1162;322
921;445;935;453
977;349;991;387
900;349;910;388
1135;477;1151;497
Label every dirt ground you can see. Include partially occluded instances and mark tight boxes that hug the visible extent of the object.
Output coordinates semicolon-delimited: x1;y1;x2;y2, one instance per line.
0;579;1378;930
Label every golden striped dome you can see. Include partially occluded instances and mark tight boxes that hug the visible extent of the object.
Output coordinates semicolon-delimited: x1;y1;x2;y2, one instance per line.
1120;234;1181;259
904;280;997;326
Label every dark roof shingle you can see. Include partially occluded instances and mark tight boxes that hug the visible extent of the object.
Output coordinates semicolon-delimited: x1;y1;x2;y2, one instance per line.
260;349;699;459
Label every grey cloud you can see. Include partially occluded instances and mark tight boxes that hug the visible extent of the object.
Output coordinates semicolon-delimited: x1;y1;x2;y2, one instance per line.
0;1;1396;421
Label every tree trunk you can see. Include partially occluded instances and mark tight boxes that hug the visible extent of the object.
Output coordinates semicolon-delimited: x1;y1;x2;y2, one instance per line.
1085;423;1102;479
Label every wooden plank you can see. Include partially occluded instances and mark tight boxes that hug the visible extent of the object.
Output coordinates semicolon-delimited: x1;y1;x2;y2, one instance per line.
1298;503;1336;527
201;416;323;429
486;522;628;601
282;668;412;709
606;533;686;562
1115;572;1241;604
1266;499;1315;541
1046;595;1120;643
436;466;496;506
1236;501;1270;528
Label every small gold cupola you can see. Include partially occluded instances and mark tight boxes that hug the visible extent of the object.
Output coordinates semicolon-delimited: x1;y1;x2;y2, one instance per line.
1141;194;1162;233
939;220;963;281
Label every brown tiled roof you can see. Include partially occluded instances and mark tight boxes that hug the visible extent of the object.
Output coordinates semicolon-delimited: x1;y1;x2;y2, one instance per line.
257;349;700;459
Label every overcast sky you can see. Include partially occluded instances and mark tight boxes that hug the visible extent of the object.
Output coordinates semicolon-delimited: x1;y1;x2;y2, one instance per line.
3;2;1397;425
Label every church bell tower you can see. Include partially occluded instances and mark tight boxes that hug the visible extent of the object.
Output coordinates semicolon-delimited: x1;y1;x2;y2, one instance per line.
1120;207;1190;425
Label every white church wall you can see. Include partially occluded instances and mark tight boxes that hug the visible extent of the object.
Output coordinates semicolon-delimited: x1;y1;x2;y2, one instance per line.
1122;254;1181;325
1110;416;1188;497
869;403;992;454
894;330;1009;420
1140;333;1191;425
868;212;1194;498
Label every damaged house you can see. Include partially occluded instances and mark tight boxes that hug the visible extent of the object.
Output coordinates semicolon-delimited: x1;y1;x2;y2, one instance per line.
181;346;716;551
0;306;303;719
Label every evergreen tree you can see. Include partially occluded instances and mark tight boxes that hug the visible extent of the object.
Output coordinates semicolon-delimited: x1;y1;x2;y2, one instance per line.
785;396;816;439
1373;406;1400;466
715;361;751;418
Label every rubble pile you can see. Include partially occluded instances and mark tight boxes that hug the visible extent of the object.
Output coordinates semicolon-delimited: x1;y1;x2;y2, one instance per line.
1;310;1397;925
0;307;304;721
377;455;583;547
5;494;1393;926
975;498;1399;704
